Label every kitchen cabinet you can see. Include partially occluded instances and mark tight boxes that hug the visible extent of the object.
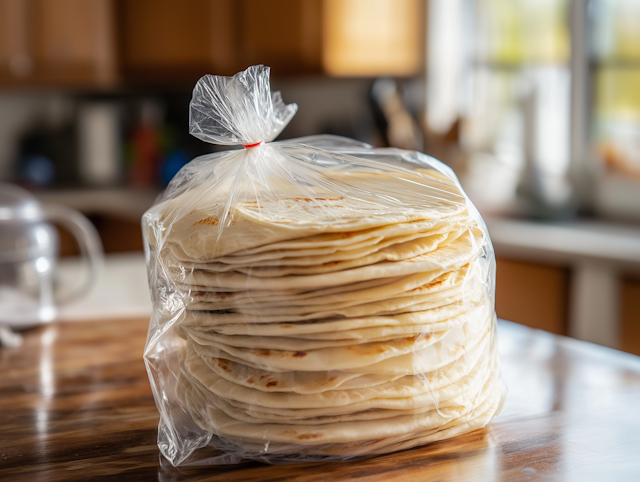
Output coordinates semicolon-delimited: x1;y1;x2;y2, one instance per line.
488;217;640;355
120;0;422;80
36;188;155;256
0;0;116;86
621;277;640;356
0;0;424;88
238;0;423;76
56;214;144;257
322;0;423;76
118;0;325;78
237;0;323;75
117;0;237;84
495;257;569;335
496;260;640;355
118;0;424;82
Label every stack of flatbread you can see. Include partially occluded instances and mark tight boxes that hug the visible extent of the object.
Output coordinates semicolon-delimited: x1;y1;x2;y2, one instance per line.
149;168;504;457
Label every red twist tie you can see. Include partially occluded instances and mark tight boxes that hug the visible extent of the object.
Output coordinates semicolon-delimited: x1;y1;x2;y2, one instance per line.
242;141;263;149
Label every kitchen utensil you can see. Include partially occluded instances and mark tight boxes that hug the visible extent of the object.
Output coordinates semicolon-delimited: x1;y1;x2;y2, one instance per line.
0;183;103;328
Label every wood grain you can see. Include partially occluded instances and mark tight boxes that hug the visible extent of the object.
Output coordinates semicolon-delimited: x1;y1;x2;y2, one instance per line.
1;318;640;481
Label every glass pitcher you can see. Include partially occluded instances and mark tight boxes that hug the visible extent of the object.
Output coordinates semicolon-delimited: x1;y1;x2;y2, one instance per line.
0;183;103;328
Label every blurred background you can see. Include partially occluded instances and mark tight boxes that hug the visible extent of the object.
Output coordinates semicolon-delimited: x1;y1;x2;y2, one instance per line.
0;0;638;353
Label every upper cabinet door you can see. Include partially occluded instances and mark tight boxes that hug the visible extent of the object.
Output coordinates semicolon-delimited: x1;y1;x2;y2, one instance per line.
238;0;323;75
0;0;34;83
237;0;423;77
117;0;237;85
32;0;117;86
322;0;424;77
0;0;117;87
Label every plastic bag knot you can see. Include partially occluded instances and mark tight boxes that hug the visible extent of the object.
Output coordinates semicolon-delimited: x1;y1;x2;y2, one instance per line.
189;65;297;146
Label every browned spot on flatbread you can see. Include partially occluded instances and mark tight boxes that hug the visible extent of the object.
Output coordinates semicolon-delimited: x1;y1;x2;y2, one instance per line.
293;351;307;357
348;344;387;355
246;377;255;384
289;197;344;204
193;216;219;227
266;380;278;387
409;279;447;294
215;359;231;372
252;349;271;357
322;261;341;267
297;433;324;440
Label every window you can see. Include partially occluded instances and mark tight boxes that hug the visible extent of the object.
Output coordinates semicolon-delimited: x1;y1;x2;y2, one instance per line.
427;0;640;220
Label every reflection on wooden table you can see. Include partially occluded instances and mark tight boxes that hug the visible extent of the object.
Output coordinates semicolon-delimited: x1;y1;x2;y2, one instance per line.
1;318;639;481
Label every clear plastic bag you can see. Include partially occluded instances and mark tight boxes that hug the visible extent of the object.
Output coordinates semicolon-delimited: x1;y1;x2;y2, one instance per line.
142;65;505;467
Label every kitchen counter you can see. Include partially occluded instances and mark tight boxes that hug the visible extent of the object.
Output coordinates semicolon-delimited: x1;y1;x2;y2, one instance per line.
1;318;640;481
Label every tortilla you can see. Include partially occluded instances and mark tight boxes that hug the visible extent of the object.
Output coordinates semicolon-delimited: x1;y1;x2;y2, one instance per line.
170;230;482;292
218;383;505;456
189;307;491;375
179;363;499;445
147;169;468;259
184;267;469;309
168;228;469;278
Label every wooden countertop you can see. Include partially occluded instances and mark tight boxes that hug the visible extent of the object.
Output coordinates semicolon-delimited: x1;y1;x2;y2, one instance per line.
1;318;640;481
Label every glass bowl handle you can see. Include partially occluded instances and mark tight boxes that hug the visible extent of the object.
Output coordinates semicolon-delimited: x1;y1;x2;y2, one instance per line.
42;204;104;304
